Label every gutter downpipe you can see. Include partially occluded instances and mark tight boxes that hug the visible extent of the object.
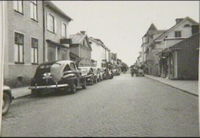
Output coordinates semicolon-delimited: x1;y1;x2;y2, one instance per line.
42;1;46;62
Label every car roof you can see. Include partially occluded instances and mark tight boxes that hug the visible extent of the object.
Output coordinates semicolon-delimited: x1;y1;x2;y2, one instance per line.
79;66;91;69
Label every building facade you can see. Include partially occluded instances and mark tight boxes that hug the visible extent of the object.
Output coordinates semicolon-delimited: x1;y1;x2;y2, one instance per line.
89;37;107;68
44;1;72;62
158;33;199;80
69;31;92;67
156;17;199;78
4;1;44;87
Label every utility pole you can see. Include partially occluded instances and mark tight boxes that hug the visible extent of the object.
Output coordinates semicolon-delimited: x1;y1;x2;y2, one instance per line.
0;1;7;135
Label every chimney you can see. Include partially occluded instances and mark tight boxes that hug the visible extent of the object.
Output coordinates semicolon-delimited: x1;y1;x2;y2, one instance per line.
175;18;184;24
80;31;86;35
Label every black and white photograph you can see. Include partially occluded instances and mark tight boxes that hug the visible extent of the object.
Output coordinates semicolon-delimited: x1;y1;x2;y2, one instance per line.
0;0;199;137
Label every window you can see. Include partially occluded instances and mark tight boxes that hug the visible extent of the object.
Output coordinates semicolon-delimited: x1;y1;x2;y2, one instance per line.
30;1;38;21
70;63;76;70
62;23;67;37
14;32;24;64
13;1;23;14
64;65;70;72
184;24;190;27
175;31;181;38
47;13;56;33
31;38;39;64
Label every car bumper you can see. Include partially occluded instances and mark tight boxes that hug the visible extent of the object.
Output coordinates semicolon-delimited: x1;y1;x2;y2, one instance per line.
29;84;69;90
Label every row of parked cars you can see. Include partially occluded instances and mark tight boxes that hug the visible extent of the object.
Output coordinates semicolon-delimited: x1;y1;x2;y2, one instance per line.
2;60;121;115
30;60;120;95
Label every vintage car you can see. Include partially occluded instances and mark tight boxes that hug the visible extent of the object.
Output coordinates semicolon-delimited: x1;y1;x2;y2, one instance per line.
112;68;121;76
3;85;13;115
102;68;114;80
79;66;98;85
29;60;87;95
95;68;104;82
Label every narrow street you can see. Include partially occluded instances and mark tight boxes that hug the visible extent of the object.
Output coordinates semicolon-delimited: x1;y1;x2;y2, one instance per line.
2;74;198;137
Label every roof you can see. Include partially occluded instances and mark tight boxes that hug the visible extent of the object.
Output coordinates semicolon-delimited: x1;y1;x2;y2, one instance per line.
143;23;158;37
46;39;69;48
70;33;86;44
154;16;199;41
44;1;72;21
70;33;92;50
158;33;199;56
89;37;111;51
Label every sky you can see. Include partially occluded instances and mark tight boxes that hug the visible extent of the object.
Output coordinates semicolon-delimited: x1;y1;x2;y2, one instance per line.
53;1;199;66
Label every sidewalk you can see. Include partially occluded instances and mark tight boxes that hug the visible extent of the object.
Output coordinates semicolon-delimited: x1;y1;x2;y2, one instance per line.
11;87;31;99
145;75;198;96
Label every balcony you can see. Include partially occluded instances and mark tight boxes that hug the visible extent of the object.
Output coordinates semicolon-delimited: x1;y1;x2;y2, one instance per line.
60;38;72;45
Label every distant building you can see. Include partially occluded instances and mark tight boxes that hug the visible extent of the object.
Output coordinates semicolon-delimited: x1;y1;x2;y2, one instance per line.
155;17;199;78
69;31;92;67
141;17;199;78
44;1;72;62
89;37;107;68
141;23;165;76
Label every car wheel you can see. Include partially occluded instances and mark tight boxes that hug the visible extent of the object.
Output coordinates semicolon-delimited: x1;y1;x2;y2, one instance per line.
2;92;11;115
82;79;87;89
70;84;77;94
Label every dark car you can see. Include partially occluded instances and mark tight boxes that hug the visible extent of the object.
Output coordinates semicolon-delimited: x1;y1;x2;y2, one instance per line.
112;68;120;76
79;67;98;85
103;68;114;80
3;85;13;115
29;60;87;95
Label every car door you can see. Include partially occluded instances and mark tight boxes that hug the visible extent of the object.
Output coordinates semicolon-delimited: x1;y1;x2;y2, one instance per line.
70;63;81;85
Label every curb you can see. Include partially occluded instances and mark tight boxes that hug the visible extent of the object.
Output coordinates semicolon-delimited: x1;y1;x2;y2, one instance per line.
11;87;32;100
145;75;198;97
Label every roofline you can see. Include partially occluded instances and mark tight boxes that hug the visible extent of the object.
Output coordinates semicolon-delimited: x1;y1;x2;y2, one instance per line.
45;1;73;21
154;17;199;41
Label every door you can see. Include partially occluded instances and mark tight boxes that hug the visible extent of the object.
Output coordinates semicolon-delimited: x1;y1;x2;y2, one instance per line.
173;51;178;79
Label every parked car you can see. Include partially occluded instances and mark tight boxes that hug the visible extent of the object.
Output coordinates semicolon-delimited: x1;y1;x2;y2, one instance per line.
136;68;144;77
3;85;13;115
79;67;98;85
103;68;114;80
96;68;104;82
29;60;87;95
112;68;120;76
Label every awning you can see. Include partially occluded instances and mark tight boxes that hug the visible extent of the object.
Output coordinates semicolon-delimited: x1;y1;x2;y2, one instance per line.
46;39;69;48
70;52;81;61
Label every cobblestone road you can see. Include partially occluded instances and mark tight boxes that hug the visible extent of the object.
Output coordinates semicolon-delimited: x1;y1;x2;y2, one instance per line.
2;74;198;137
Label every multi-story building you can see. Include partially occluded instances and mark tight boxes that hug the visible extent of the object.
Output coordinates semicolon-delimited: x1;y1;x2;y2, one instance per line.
156;17;199;78
4;1;44;87
3;1;72;87
158;33;199;80
141;23;165;76
44;1;72;62
141;17;198;77
69;31;92;67
89;37;107;68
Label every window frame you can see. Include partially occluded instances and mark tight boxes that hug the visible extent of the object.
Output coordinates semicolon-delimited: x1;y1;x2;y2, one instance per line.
61;22;67;38
13;1;24;15
31;38;39;65
14;32;24;64
30;0;38;22
47;13;55;33
174;31;182;38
